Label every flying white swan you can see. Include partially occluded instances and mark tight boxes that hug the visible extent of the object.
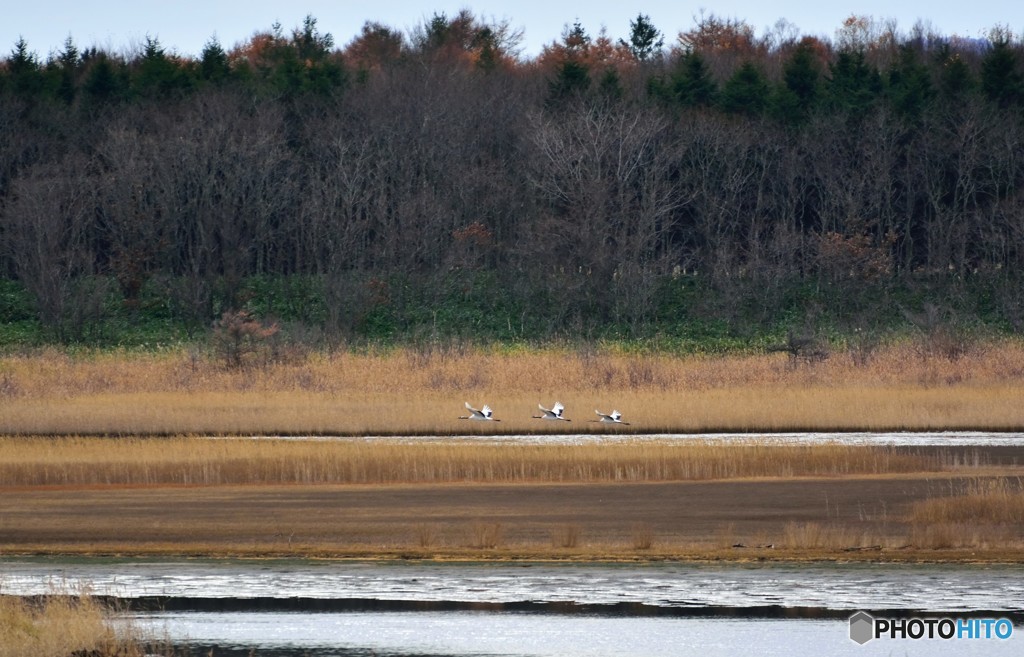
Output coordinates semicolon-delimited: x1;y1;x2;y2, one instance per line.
533;401;570;421
592;409;629;425
459;401;499;421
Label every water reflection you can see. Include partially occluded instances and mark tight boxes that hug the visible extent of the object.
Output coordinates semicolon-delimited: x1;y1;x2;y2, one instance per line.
129;611;1018;657
225;431;1024;446
4;559;1022;615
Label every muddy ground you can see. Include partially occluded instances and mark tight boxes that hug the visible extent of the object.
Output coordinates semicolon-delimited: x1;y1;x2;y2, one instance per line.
2;470;1021;562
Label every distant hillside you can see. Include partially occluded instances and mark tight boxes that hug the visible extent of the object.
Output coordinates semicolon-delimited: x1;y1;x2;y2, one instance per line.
1;13;1023;347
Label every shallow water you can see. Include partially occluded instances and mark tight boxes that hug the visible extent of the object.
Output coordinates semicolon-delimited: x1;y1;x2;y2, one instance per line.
229;431;1024;447
125;611;1020;657
4;559;1023;614
6;558;1022;656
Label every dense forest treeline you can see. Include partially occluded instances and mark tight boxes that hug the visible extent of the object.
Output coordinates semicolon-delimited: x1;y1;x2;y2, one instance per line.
1;12;1024;349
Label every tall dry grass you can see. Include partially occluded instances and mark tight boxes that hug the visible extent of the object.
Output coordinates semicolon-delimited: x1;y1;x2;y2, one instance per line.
909;478;1024;525
907;478;1024;549
781;522;880;550
0;589;155;657
550;523;583;548
0;436;943;486
2;341;1024;434
630;523;655;550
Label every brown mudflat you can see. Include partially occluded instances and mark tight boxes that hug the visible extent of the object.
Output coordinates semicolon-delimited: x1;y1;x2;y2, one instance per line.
2;473;1020;562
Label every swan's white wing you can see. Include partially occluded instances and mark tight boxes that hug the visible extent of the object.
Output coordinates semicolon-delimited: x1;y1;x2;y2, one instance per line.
611;410;622;421
482;405;493;418
552;401;565;416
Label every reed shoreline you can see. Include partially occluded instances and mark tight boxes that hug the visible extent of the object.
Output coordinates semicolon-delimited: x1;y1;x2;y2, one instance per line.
0;437;951;486
2;343;1023;564
3;341;1024;435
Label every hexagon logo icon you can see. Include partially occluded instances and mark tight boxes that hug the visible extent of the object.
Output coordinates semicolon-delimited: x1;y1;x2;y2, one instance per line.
849;611;875;644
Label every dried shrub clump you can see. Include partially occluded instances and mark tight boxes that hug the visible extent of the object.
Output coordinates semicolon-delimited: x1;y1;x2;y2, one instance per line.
211;309;280;369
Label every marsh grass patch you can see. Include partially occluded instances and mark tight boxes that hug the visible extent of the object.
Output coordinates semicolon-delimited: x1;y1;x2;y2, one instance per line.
3;342;1024;434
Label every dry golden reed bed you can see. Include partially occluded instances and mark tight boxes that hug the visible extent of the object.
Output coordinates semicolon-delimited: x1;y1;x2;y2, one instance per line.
906;477;1024;549
0;436;941;486
2;340;1024;435
0;590;156;657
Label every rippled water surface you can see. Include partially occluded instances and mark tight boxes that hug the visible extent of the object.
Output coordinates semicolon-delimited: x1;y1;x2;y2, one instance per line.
232;431;1024;446
5;559;1022;656
3;559;1023;613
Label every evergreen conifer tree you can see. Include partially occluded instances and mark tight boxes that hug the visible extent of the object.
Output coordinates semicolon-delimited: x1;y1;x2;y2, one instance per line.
135;36;192;98
827;50;883;115
886;45;933;121
547;22;592;106
199;37;231;83
54;36;79;104
769;42;820;124
936;47;975;100
621;14;663;62
8;38;43;95
671;51;717;107
980;36;1023;107
719;61;770;116
82;53;124;103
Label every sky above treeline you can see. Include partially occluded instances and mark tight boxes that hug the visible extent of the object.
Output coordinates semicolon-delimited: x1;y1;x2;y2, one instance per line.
3;0;1022;59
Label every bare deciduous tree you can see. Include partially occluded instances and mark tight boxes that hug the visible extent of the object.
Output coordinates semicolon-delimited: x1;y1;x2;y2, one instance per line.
4;160;101;338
